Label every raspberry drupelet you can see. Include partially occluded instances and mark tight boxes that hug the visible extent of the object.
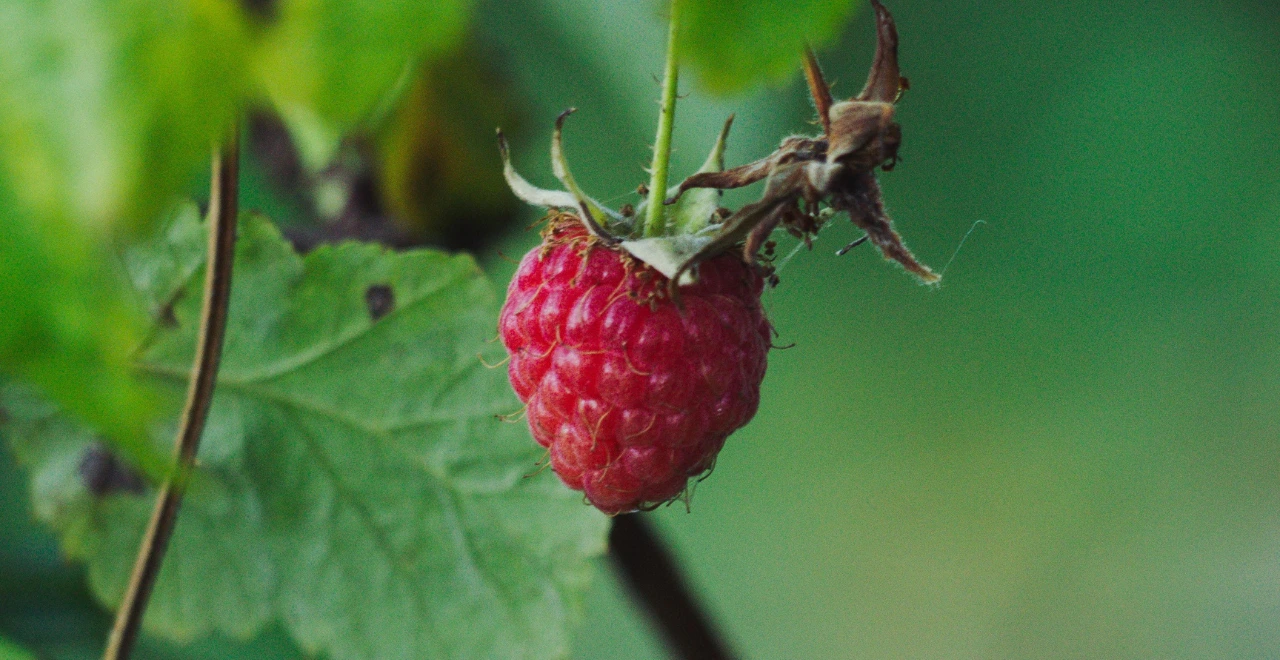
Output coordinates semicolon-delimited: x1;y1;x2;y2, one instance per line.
499;215;771;514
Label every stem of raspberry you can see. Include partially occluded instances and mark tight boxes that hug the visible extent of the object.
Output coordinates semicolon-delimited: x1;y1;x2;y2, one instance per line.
642;0;680;238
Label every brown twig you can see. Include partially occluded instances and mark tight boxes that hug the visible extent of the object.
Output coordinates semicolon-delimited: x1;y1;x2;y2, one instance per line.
102;127;240;660
802;45;834;135
609;514;735;660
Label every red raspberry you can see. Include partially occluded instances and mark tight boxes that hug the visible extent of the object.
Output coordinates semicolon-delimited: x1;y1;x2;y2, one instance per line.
499;214;771;514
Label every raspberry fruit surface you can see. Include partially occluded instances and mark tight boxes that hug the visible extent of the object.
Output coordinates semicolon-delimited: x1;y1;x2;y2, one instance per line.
499;215;771;514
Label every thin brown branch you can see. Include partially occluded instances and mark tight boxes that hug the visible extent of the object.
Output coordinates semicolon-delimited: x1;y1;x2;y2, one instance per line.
802;45;833;135
610;514;735;660
102;127;240;660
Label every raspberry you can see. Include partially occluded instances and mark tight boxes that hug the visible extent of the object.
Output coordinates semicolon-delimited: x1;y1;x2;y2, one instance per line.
499;214;771;514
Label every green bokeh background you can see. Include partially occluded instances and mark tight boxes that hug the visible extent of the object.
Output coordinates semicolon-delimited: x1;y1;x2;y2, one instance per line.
487;0;1280;657
4;0;1279;658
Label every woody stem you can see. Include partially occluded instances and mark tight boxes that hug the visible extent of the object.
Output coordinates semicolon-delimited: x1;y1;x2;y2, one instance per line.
102;128;239;660
610;514;734;659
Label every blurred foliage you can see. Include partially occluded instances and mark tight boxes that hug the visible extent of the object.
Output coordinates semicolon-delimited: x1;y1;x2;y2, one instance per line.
257;0;473;170
0;636;34;660
0;0;248;471
3;0;1279;659
679;0;859;93
6;206;607;658
375;40;524;250
0;0;248;234
0;0;474;466
0;182;165;477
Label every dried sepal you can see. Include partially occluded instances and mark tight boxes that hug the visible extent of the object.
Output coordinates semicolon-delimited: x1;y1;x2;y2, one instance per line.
831;171;937;282
670;161;823;298
665;136;827;204
825;101;899;169
803;45;834;135
856;0;903;104
667;0;938;292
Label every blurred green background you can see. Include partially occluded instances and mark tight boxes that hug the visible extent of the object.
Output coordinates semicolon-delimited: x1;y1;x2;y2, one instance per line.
4;0;1280;658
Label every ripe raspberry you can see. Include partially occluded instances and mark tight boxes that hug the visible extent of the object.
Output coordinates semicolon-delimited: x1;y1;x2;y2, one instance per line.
499;214;771;514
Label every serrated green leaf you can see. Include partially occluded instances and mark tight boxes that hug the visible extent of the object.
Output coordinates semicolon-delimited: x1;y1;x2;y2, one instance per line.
679;0;859;94
5;210;608;659
255;0;473;169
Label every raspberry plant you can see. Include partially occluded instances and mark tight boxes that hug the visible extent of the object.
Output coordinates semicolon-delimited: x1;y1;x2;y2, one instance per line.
495;0;933;513
0;0;905;658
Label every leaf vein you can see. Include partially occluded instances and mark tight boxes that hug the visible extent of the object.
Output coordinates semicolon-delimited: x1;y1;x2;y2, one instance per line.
221;260;479;383
286;406;442;657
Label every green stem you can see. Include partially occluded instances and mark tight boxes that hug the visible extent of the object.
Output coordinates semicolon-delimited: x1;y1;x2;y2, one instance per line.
643;0;680;238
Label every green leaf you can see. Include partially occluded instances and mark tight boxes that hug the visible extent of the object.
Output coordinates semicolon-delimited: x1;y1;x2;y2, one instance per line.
255;0;473;169
0;636;35;660
678;0;859;94
6;210;609;659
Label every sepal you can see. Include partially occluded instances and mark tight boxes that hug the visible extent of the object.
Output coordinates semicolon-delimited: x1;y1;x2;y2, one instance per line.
619;227;719;287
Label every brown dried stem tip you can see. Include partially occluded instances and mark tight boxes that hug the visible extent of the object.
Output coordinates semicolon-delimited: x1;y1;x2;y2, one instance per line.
666;0;938;293
803;45;834;136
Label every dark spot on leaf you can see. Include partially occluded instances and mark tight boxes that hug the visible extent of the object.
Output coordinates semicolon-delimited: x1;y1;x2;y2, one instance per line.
156;289;185;327
241;0;277;21
158;301;179;328
365;284;395;321
79;443;146;497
